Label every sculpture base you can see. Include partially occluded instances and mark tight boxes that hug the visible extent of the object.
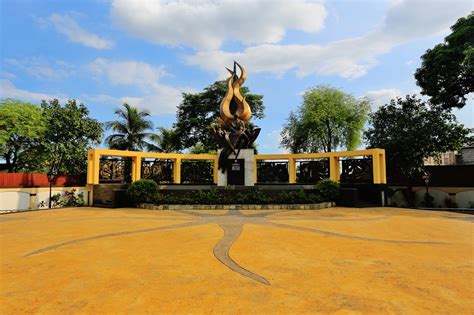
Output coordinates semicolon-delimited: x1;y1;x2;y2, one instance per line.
217;149;254;186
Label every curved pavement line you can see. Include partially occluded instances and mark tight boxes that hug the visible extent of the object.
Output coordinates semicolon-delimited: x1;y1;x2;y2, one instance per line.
268;216;389;222
0;216;28;222
443;216;474;222
213;223;270;285
240;209;298;217
59;216;193;222
25;221;201;257
264;221;450;245
174;209;229;217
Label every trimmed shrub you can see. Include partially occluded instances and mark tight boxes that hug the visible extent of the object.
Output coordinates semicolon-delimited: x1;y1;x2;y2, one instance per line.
127;179;158;205
151;188;322;205
315;179;340;201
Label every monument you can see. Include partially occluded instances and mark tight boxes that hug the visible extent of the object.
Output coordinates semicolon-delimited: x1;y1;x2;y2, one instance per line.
212;62;260;186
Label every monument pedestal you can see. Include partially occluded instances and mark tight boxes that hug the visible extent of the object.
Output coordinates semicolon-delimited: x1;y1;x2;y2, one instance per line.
217;149;254;186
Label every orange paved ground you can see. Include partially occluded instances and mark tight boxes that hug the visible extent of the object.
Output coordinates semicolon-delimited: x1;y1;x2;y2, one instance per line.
1;207;473;314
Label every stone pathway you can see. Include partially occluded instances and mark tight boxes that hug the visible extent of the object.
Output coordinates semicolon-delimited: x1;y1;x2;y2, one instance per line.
24;208;449;285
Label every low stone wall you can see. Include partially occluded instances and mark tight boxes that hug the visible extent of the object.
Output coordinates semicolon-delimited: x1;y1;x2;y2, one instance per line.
93;183;128;206
138;202;335;211
389;186;474;208
0;186;89;212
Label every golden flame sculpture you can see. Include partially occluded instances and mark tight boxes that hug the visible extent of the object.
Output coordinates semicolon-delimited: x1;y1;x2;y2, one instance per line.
213;61;261;173
218;61;252;125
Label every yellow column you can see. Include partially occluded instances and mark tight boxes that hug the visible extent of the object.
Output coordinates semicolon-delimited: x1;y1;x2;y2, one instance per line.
131;155;142;182
372;153;381;184
329;156;340;182
213;158;218;184
93;150;100;184
86;184;94;206
174;158;181;184
288;158;296;184
380;151;387;184
131;156;136;182
29;193;36;210
87;150;93;184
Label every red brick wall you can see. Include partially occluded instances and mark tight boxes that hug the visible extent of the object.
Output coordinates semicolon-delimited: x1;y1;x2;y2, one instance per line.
0;173;86;187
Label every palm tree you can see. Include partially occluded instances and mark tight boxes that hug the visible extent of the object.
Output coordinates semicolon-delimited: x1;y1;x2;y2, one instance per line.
148;127;179;153
105;103;154;151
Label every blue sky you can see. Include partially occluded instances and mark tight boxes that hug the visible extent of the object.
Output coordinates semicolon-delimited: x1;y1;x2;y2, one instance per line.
1;0;472;153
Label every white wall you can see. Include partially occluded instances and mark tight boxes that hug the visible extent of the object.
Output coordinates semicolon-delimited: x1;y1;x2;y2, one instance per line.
389;186;474;208
36;188;88;209
414;189;449;208
456;191;474;208
0;192;30;211
0;187;88;211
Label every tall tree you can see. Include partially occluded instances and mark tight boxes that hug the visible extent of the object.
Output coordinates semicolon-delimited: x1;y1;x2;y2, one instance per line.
281;85;370;153
365;95;469;203
0;99;46;172
31;99;102;208
415;12;473;109
34;99;103;175
174;81;264;151
105;103;154;151
148;127;179;153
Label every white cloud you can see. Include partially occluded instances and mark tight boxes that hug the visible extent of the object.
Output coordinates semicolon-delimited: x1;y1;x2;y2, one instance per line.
81;93;119;104
5;58;75;80
366;88;402;109
111;0;327;50
87;58;192;114
81;94;145;108
0;79;67;103
365;89;474;129
88;58;167;89
186;0;472;79
48;14;114;49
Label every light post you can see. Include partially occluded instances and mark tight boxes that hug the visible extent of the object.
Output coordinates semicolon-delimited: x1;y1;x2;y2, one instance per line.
422;171;430;195
47;172;55;209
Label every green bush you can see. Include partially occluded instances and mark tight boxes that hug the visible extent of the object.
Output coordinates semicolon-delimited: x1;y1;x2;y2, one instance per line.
61;189;86;207
127;179;158;205
315;179;340;201
273;190;319;204
151;188;323;205
46;189;86;208
421;192;435;207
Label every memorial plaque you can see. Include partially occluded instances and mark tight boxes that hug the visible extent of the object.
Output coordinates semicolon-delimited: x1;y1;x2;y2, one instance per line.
227;159;245;185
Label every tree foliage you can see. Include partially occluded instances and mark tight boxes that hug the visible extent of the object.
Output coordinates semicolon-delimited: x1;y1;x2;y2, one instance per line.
105;103;154;151
415;12;474;109
174;81;265;151
188;142;216;154
280;85;370;153
0;99;46;172
33;99;103;175
365;95;469;185
148;127;179;153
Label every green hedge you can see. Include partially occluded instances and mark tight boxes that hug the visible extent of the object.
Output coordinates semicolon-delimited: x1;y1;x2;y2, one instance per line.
153;189;322;205
315;179;340;201
127;179;340;206
127;179;158;205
